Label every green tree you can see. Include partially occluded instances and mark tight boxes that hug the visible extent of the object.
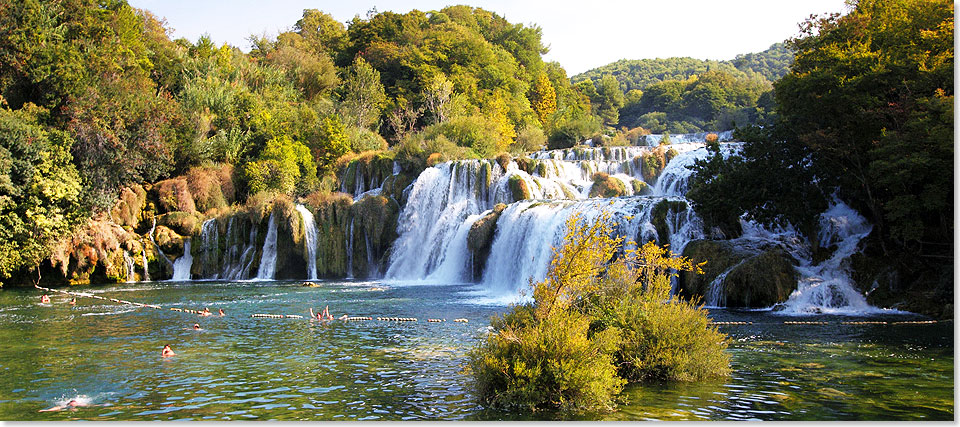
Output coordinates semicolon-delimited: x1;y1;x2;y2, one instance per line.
243;135;317;196
0;105;82;282
340;57;387;130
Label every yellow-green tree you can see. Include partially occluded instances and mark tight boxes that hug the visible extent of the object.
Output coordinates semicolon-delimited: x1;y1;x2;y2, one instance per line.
530;71;557;124
469;212;729;413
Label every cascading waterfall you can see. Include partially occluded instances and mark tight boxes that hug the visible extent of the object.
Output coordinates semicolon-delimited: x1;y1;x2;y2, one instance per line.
295;204;319;280
171;239;193;281
384;146;710;289
777;200;886;315
255;212;279;280
198;218;219;279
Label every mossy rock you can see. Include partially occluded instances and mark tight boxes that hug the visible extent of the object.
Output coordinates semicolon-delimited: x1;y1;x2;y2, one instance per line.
631;179;651;195
588;172;627;198
157;211;202;237
467;203;507;280
508;175;532;201
678;240;799;308
678;240;749;300
722;248;798;308
153;225;185;258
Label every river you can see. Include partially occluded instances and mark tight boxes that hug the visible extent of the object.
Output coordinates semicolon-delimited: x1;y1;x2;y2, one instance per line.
0;280;952;420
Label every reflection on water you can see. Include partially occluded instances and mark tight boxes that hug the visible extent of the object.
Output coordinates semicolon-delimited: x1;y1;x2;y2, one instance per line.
0;281;952;420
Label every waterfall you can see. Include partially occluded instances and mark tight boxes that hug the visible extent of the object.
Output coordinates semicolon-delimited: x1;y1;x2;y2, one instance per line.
777;200;885;315
256;212;279;280
364;231;380;279
223;223;258;280
295;204;318;280
141;245;150;281
198;218;219;279
346;217;355;279
171;238;193;281
122;251;136;283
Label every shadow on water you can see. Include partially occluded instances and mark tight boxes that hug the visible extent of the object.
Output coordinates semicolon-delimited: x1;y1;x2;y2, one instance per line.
0;282;952;420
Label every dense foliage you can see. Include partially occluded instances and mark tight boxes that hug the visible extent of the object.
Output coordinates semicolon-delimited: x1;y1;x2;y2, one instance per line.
469;213;729;414
687;0;953;312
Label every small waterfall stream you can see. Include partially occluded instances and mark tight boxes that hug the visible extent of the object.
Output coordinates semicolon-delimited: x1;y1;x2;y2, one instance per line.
256;213;279;280
123;251;136;283
296;205;319;280
171;239;193;281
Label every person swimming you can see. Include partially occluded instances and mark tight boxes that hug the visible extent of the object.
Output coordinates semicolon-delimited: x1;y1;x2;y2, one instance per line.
40;294;50;303
38;399;86;412
200;307;211;316
69;298;76;305
193;324;201;330
310;306;334;321
218;308;224;316
161;344;176;357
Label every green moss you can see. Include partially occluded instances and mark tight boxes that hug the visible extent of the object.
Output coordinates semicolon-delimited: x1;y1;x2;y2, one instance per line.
666;147;679;164
508;175;532;201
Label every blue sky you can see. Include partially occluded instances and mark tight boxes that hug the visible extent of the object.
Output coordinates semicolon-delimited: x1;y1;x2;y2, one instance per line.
127;0;849;75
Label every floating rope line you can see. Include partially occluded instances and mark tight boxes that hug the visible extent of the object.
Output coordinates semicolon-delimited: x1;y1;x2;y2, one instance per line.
35;284;209;316
711;321;753;325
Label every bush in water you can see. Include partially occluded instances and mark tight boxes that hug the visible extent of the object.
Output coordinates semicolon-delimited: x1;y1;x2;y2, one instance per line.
469;212;729;414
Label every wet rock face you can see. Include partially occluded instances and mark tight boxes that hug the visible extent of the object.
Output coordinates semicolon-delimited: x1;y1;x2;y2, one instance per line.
679;239;799;308
722;248;799;308
467;203;507;280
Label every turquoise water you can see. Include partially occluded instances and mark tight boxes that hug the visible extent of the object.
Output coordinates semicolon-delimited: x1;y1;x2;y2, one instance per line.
0;280;952;420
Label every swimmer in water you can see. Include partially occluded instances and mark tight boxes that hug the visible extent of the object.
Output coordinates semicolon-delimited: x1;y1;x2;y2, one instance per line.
218;308;224;316
40;294;50;303
39;399;86;412
321;305;333;320
193;323;201;330
69;298;77;305
162;344;176;357
200;307;211;316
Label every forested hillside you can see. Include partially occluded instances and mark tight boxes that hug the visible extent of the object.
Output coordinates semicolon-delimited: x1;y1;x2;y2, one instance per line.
573;43;792;132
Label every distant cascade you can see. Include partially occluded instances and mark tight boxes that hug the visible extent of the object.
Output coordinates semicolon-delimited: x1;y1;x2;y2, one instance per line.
295;204;319;280
123;250;136;283
256;212;279;280
778;200;884;315
171;238;193;281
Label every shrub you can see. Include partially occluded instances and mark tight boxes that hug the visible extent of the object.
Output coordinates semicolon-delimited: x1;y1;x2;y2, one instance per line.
186;163;234;213
348;127;389;152
512;124;547;155
426;152;444;167
153;178;196;214
422;115;501;158
469;213;729;414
